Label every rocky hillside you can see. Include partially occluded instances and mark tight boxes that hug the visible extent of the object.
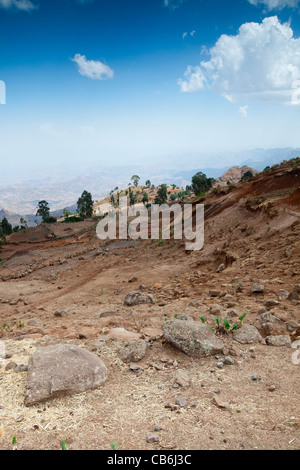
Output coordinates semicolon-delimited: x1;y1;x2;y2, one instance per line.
215;165;260;186
0;157;299;450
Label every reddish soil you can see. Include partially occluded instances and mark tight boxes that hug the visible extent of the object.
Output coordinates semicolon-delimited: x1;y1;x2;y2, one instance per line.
0;159;299;450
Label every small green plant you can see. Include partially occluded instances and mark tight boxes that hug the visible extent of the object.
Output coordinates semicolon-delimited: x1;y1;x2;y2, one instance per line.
61;440;67;451
174;314;178;319
12;435;17;445
200;316;206;324
223;318;231;331
239;313;247;324
99;288;104;296
0;322;11;332
215;317;221;327
110;441;118;450
156;238;163;246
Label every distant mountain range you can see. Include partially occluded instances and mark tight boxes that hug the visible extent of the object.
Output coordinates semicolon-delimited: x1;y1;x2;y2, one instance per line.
1;147;299;221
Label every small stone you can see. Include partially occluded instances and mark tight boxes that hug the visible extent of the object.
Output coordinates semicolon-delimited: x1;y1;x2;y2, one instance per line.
154;425;162;432
224;357;234;366
251;374;259;381
217;361;224;369
265;299;280;309
268;385;276;392
5;362;17;371
278;290;290;301
209;290;221;298
251;283;264;294
124;291;155;306
216;264;225;273
54;310;68;317
257;264;265;270
175;397;188;408
119;340;147;364
229;348;237;356
171;369;191;388
146;433;160;444
14;364;28;373
286;321;299;332
227;309;239;318
210;304;222;315
236;283;244;293
266;335;292;348
27;318;40;326
129;363;142;372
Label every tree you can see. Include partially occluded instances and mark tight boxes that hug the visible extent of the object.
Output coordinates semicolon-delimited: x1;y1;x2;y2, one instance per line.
36;200;50;222
191;172;215;196
0;217;12;236
240;171;253;182
145;180;151;188
129;186;137;206
20;217;28;229
131;175;140;187
154;184;168;205
77;190;94;219
142;190;149;205
63;208;73;219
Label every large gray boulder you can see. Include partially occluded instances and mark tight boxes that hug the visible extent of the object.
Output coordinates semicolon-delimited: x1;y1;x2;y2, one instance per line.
233;325;262;344
162;320;224;357
25;344;108;406
124;291;155;306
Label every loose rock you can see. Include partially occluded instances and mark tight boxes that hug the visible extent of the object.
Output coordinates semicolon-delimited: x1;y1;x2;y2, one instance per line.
266;335;292;347
233;325;262;344
25;344;108;406
163;320;224;357
119;340;147;363
124;291;155;306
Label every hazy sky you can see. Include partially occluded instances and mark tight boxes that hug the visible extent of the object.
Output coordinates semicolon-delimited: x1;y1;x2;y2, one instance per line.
1;0;300;173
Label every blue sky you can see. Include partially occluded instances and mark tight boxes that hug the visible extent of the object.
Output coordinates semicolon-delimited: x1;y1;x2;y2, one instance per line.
1;0;300;173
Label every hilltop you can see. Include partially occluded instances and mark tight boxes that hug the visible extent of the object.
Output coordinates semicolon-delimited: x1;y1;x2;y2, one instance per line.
0;158;299;450
215;166;260;186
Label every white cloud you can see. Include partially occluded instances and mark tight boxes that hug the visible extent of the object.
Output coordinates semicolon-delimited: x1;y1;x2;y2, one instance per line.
71;54;114;81
178;66;206;92
164;0;187;9
179;16;300;105
0;0;36;10
248;0;300;10
38;123;63;137
183;30;196;39
239;105;249;117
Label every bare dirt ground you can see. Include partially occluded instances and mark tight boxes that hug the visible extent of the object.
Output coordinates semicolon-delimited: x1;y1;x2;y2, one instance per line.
0;160;299;450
